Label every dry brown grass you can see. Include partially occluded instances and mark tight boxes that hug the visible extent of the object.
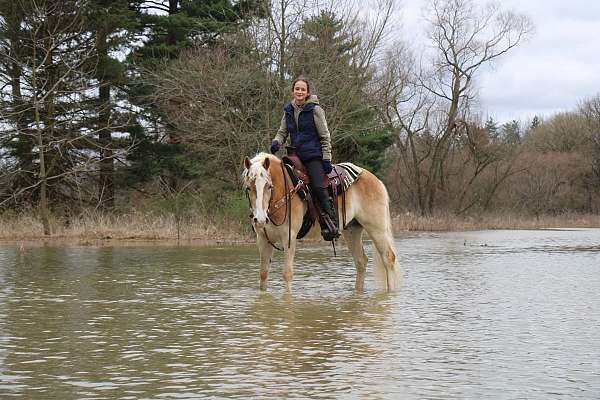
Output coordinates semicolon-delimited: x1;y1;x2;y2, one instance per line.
393;211;600;232
2;210;599;244
0;211;252;244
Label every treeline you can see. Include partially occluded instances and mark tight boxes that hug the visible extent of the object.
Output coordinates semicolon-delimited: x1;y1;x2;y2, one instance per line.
0;0;598;236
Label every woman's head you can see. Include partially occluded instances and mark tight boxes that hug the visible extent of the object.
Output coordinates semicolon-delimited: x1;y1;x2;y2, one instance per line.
291;76;311;105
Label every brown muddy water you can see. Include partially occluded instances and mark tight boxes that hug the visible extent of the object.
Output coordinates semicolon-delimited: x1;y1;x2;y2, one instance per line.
1;229;599;399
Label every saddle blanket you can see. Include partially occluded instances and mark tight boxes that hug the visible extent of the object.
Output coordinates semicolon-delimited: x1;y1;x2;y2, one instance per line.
333;162;363;191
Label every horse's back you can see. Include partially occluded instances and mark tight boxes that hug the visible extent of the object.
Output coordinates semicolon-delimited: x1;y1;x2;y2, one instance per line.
346;168;389;205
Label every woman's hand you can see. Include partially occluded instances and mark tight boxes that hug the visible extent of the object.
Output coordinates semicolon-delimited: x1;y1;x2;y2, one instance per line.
323;160;333;174
270;140;280;154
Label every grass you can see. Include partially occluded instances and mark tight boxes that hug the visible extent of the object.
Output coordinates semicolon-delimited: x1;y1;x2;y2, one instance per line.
1;210;599;244
0;210;253;244
393;211;600;232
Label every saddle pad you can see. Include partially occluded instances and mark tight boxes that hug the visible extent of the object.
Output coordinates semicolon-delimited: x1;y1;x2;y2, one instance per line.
333;162;363;191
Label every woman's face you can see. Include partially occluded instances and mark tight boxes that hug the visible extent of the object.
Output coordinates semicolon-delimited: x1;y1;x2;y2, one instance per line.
293;80;309;105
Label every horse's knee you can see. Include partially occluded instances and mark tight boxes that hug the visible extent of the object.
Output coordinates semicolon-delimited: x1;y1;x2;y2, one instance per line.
386;248;396;266
356;253;368;272
260;270;269;281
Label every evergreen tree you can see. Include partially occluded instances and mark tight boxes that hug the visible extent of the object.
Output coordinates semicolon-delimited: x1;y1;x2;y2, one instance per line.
501;120;521;145
287;11;390;172
484;116;499;139
124;0;260;191
86;0;138;208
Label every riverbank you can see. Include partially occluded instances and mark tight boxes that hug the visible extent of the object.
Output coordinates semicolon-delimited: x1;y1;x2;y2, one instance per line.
1;211;599;244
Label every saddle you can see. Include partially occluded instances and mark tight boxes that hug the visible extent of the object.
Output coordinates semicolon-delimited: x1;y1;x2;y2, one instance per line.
282;152;355;240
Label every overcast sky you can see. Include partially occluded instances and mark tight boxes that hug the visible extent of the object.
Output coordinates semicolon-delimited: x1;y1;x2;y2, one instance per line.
397;0;600;124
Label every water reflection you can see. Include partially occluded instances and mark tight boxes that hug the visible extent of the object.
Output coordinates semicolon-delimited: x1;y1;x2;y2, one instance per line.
1;229;599;399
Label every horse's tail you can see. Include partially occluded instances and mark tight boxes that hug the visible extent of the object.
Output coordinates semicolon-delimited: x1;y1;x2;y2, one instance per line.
372;180;402;291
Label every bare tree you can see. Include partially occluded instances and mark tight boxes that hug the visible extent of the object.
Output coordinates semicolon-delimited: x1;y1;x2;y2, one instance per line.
375;0;532;215
577;94;600;209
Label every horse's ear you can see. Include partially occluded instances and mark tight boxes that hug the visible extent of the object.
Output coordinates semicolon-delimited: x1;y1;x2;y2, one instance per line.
263;157;270;170
244;156;251;170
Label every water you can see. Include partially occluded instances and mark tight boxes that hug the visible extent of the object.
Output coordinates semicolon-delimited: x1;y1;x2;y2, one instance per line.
1;229;599;399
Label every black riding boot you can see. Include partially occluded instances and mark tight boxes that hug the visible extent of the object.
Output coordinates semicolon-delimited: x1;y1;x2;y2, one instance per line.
316;190;339;241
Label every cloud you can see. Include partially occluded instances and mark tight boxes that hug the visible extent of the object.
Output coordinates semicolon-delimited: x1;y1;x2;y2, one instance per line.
396;0;600;123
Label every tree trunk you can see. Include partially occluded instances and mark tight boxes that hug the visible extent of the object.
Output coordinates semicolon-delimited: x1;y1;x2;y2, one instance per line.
34;103;51;236
97;27;114;208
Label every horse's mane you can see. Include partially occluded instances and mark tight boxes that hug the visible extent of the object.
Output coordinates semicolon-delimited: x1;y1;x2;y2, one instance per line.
242;152;279;181
250;152;277;165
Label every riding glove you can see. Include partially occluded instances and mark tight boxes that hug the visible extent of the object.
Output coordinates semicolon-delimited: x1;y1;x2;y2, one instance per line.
270;140;280;154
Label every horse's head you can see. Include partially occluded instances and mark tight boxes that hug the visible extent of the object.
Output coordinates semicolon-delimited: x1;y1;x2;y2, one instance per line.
243;153;274;228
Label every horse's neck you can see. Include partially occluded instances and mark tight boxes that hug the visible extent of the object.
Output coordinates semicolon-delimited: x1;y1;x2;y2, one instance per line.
268;160;305;223
269;161;286;199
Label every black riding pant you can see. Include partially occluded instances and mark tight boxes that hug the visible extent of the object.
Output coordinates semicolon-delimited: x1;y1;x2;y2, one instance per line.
304;158;329;206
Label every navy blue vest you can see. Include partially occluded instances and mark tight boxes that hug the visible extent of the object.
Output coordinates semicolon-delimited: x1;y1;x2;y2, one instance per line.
284;102;323;161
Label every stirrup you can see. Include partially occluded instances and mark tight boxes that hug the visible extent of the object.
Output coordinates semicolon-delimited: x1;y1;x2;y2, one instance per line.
320;215;340;241
321;228;340;242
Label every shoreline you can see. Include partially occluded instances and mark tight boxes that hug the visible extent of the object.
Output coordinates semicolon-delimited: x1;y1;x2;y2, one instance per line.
1;211;599;246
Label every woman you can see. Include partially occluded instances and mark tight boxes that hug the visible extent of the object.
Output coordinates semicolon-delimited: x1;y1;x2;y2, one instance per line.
270;77;338;238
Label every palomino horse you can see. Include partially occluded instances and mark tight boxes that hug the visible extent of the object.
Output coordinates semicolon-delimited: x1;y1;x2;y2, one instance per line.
243;152;400;292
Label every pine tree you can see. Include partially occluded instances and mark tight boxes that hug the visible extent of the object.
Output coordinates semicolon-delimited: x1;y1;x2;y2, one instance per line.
287;11;390;172
124;0;259;191
485;116;499;139
86;0;138;208
501;120;521;145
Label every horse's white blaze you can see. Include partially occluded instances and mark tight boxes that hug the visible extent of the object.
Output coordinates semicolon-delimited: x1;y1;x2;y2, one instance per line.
253;174;270;226
246;162;271;228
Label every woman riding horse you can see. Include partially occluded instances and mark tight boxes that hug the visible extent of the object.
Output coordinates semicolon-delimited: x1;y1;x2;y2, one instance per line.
243;153;401;292
270;76;338;239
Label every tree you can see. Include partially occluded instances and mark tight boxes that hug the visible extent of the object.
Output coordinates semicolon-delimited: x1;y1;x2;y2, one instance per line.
375;0;532;215
124;0;258;193
530;115;540;130
501;120;521;145
484;116;499;139
87;0;137;208
287;9;391;167
149;40;273;189
578;94;600;208
0;0;133;233
523;112;591;152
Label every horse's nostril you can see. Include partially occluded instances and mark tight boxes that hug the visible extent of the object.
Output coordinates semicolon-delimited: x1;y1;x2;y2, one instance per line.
253;217;258;223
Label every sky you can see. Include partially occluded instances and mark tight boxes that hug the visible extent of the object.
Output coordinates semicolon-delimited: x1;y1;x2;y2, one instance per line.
396;0;600;124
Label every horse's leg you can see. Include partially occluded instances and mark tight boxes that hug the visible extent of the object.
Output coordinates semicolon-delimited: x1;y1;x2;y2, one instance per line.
257;232;274;291
281;240;296;292
361;219;401;291
342;224;368;291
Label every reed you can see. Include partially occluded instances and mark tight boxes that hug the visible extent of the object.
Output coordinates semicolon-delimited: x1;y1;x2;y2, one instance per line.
1;210;599;243
0;210;251;242
392;211;600;232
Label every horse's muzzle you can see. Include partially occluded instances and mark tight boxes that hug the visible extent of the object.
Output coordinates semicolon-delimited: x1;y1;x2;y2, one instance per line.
252;215;270;227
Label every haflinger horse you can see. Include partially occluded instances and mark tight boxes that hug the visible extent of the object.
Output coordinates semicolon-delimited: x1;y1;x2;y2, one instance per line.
242;152;400;292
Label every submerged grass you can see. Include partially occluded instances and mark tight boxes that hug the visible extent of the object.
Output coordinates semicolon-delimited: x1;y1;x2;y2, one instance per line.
1;210;599;243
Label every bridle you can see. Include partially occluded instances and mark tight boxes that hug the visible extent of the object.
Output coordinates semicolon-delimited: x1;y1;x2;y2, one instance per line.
245;160;304;250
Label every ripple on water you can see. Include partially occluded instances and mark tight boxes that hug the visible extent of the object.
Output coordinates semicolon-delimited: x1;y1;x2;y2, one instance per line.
0;231;599;398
